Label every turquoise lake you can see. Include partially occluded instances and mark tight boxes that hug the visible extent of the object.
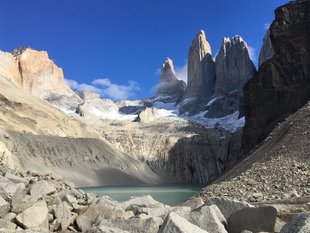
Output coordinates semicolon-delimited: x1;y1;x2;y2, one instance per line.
82;185;203;206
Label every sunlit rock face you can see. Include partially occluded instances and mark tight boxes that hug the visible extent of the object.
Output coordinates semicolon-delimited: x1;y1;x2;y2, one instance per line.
183;30;215;101
0;51;22;86
214;36;256;96
13;47;72;98
156;58;186;102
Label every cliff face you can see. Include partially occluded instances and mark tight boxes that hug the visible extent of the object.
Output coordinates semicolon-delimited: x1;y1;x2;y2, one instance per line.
156;58;186;102
183;30;215;101
258;29;275;67
242;0;310;152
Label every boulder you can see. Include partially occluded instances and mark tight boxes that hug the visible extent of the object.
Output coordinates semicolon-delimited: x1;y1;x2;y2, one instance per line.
159;212;208;233
15;201;49;230
76;204;129;232
179;197;204;210
204;197;252;219
227;206;279;233
11;187;34;214
0;175;25;199
280;212;310;233
0;196;10;217
0;219;16;230
86;225;130;233
185;204;227;233
53;201;72;231
30;180;56;201
94;215;162;233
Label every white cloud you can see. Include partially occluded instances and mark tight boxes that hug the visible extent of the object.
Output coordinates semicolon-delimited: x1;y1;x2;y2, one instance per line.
65;78;140;100
247;46;256;62
92;79;140;100
264;23;271;31
174;62;187;83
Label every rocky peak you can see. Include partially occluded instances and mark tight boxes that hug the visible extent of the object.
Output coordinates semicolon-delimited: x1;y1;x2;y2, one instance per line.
156;58;186;102
183;29;215;101
214;35;256;96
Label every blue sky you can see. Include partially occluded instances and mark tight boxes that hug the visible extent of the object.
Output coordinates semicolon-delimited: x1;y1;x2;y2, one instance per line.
1;0;288;100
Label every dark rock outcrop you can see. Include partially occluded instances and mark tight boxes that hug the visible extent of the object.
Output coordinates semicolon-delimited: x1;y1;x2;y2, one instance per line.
156;58;186;102
214;36;256;96
242;0;310;152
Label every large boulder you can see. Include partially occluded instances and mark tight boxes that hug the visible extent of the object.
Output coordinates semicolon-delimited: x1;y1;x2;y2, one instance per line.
159;212;208;233
204;197;252;219
242;0;310;152
185;205;227;233
30;180;56;201
15;201;49;230
0;196;10;217
280;212;310;233
156;58;186;102
227;206;280;233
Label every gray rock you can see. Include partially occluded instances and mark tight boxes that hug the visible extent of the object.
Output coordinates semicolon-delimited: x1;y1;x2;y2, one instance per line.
280;212;310;233
0;219;16;230
159;212;208;233
2;212;16;222
258;28;275;67
186;204;227;233
204;197;252;219
0;196;10;217
95;215;162;233
0;175;25;199
15;201;49;230
183;29;215;101
11;187;34;214
205;90;242;118
76;204;129;232
179;197;204;210
30;180;56;201
227;206;278;233
53;201;72;231
156;58;186;102
86;225;130;233
5;172;28;184
214;36;256;96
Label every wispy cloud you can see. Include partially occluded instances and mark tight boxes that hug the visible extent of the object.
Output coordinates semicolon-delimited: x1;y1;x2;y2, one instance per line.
66;78;140;100
264;23;271;31
247;46;256;62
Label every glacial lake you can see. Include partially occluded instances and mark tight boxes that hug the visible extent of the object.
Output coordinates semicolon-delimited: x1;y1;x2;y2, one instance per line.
82;185;203;206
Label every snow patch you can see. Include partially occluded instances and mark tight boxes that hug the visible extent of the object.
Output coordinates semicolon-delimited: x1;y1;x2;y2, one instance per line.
90;107;137;121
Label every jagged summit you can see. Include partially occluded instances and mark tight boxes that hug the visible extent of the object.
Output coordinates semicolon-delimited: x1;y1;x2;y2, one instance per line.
214;35;256;96
182;29;215;101
156;57;186;102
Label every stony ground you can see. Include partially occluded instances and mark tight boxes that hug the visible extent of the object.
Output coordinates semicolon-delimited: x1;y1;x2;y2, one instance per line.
199;101;310;203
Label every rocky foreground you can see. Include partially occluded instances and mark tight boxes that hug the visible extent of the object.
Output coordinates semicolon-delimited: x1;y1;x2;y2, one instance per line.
0;161;309;233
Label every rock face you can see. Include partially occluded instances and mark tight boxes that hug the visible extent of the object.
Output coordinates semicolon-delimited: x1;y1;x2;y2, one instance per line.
258;29;275;67
13;47;71;97
242;0;310;152
183;30;215;101
214;36;256;96
0;51;22;86
156;58;186;102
